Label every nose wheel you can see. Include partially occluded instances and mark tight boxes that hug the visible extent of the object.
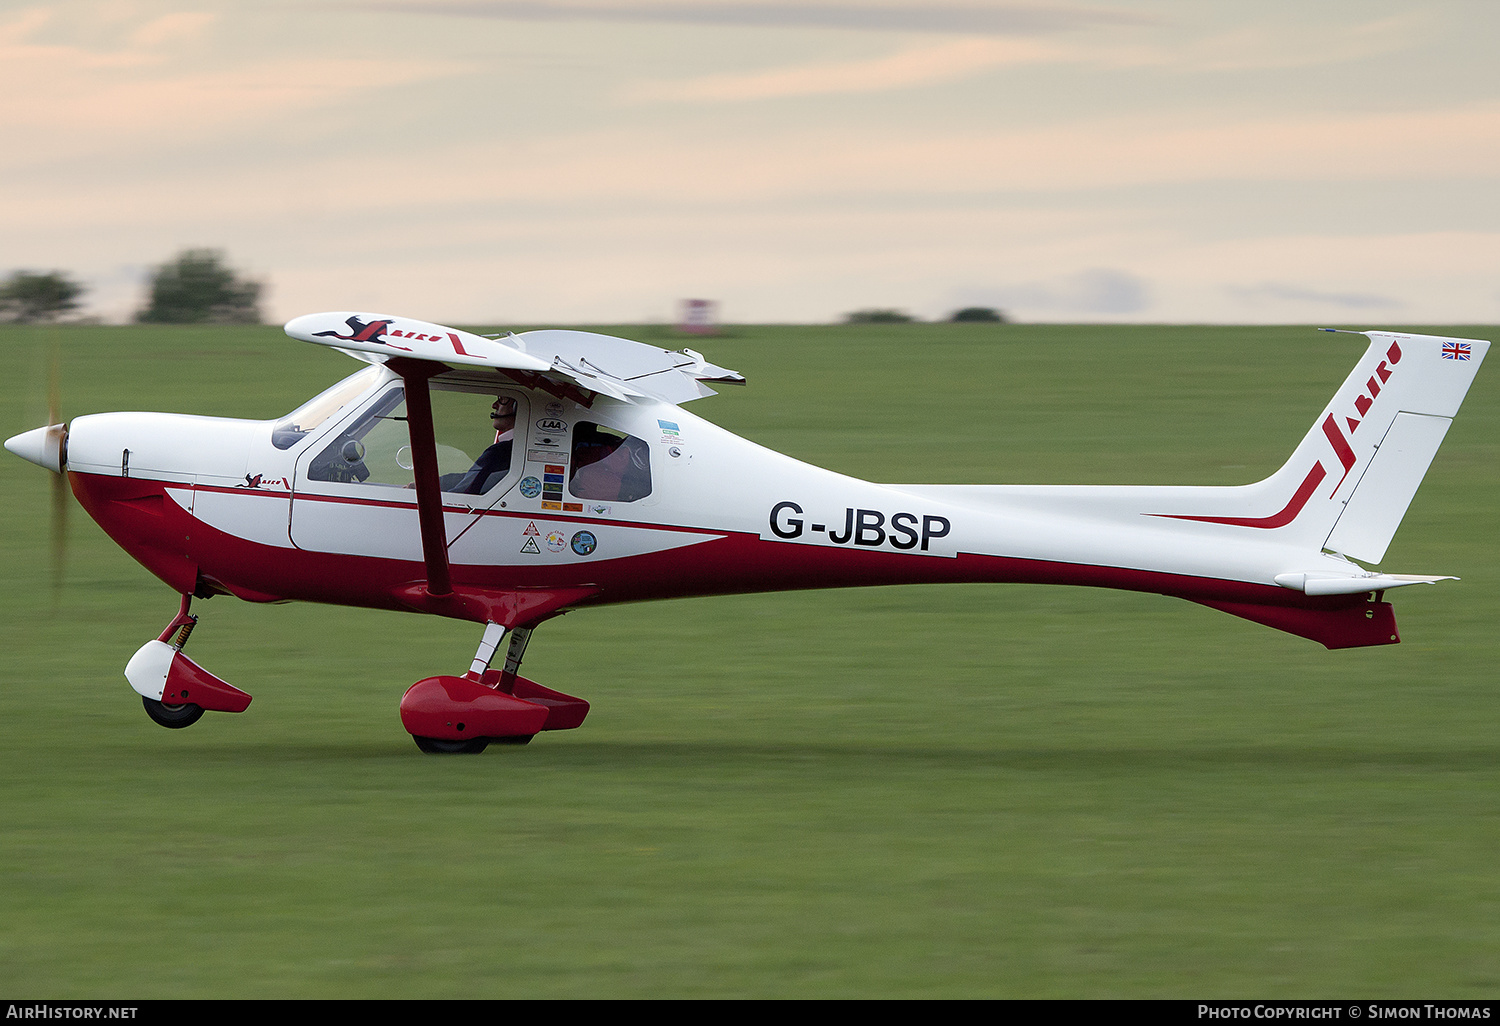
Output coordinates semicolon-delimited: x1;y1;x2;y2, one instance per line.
142;696;204;729
125;595;253;730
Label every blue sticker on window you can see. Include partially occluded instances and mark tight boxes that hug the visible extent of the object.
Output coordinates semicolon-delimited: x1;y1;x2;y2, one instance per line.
519;476;542;498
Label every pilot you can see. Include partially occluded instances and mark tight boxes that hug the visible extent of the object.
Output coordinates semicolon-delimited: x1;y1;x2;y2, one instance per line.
446;396;517;494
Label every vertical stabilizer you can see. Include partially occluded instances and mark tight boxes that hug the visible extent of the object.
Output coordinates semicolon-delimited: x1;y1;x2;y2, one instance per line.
1150;331;1487;561
1293;331;1486;560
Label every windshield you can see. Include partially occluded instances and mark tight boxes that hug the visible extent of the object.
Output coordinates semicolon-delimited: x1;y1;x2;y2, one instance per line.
272;366;383;450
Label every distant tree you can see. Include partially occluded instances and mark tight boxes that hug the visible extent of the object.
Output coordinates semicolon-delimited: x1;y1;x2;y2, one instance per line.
137;249;262;324
949;306;1007;323
0;270;84;323
844;308;916;324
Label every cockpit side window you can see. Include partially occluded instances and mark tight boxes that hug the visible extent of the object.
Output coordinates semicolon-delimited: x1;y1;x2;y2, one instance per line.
570;423;651;502
302;380;524;497
430;386;522;496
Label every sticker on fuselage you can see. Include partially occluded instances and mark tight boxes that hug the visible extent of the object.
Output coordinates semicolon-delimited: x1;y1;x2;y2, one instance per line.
766;501;954;555
542;468;565;505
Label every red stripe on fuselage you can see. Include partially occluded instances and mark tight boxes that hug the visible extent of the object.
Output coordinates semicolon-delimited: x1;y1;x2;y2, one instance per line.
192;483;724;537
1149;462;1326;529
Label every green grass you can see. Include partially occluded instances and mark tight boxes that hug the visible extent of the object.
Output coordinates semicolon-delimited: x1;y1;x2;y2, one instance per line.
1;321;1497;997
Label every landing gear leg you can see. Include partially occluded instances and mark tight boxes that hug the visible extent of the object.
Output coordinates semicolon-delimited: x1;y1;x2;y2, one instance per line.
495;626;532;691
467;621;511;682
486;627;535;745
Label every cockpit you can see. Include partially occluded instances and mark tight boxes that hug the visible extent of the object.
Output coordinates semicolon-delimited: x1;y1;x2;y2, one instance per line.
275;367;656;506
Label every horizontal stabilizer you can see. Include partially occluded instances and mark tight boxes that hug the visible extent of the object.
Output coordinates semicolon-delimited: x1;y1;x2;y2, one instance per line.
1274;572;1456;596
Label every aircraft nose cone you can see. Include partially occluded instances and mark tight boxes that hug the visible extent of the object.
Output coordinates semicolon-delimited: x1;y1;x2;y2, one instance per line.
5;424;65;474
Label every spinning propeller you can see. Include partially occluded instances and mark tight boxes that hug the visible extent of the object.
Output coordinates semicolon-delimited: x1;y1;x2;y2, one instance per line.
5;342;70;594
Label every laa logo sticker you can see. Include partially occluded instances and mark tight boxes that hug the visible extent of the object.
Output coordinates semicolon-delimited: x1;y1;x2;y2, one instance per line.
571;530;597;556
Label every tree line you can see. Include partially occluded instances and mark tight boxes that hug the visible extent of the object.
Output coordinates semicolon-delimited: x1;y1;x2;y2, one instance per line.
844;306;1008;324
0;249;262;324
4;250;1008;327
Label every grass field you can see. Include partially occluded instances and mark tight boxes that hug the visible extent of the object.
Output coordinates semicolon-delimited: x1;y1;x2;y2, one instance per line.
1;321;1497;998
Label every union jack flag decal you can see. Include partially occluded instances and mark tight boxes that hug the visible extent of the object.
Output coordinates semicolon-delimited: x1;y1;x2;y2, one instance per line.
1442;342;1472;360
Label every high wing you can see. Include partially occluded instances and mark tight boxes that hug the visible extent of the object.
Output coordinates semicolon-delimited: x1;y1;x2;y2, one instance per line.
284;311;744;405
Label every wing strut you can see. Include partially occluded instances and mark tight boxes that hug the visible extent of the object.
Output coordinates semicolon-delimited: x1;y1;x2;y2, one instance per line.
388;358;452;597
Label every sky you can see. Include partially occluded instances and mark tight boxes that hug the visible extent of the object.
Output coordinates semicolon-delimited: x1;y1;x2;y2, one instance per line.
3;0;1499;325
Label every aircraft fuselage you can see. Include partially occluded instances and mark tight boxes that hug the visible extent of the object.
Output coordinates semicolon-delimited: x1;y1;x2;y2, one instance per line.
63;358;1406;649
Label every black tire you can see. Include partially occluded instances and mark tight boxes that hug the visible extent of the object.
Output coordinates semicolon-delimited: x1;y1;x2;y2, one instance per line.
491;735;534;746
143;696;204;729
413;735;490;755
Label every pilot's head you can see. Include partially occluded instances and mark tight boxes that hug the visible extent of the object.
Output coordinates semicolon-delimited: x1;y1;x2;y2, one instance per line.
491;396;517;426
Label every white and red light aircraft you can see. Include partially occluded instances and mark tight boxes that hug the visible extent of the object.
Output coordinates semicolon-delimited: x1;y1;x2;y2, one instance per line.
5;314;1489;752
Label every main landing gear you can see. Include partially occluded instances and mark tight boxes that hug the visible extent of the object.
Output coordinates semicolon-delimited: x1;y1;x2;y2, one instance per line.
124;595;253;729
399;622;589;754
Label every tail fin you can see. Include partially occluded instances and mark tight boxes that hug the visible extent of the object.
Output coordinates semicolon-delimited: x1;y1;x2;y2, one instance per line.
1168;331;1488;561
